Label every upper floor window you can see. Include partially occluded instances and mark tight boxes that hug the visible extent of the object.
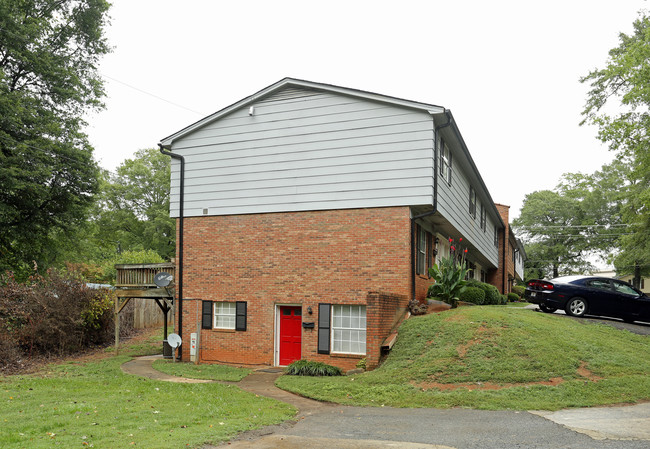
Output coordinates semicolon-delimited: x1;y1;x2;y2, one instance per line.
469;186;477;218
440;140;452;185
493;226;499;247
416;225;427;275
480;203;486;231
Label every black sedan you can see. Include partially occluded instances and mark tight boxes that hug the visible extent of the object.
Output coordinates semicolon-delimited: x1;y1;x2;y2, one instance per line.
525;275;650;323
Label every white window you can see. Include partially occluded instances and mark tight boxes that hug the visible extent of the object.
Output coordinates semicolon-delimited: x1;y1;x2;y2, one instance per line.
440;140;452;185
332;305;366;354
214;302;236;329
480;203;486;232
469;186;477;218
416;225;427;275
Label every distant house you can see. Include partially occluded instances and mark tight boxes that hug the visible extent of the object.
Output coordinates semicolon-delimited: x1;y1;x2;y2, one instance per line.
160;78;522;370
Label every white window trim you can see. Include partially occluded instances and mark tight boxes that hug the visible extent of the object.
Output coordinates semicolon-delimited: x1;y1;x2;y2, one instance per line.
331;305;366;355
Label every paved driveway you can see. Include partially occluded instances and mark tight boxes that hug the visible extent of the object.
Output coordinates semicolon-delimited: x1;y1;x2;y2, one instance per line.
124;351;650;449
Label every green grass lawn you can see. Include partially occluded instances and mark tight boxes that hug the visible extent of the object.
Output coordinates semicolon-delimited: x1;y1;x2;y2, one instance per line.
0;333;295;448
277;306;650;410
152;359;251;381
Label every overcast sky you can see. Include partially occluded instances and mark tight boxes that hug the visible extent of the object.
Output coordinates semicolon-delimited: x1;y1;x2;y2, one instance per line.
85;0;648;219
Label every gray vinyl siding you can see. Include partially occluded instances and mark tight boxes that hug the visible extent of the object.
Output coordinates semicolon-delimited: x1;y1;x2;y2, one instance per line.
169;88;435;217
435;134;499;268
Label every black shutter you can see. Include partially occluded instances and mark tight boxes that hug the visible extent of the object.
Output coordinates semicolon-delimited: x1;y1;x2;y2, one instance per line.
201;300;213;329
317;303;331;354
235;301;247;331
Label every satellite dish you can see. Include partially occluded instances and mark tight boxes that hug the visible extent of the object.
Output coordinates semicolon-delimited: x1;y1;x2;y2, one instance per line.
154;272;173;287
167;333;182;348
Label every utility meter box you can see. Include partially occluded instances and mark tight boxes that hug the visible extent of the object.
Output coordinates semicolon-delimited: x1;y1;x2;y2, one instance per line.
190;332;197;361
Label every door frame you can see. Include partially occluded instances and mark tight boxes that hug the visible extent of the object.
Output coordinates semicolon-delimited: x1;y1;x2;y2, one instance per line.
274;304;302;366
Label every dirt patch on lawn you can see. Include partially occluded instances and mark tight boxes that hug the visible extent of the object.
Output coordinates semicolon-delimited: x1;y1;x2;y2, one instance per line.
412;361;603;392
577;361;603;382
413;377;565;391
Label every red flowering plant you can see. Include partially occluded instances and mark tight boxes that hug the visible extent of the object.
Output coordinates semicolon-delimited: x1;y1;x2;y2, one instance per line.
427;236;472;308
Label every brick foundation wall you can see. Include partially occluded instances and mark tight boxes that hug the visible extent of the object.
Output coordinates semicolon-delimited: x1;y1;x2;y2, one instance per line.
174;207;414;370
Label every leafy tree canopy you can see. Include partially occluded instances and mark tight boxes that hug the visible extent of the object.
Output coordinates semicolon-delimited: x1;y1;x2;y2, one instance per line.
515;160;632;280
0;0;112;278
581;11;650;277
514;190;593;279
94;148;175;262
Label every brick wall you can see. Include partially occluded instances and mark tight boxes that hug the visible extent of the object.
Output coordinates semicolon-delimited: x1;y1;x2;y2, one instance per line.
174;207;414;370
488;204;512;294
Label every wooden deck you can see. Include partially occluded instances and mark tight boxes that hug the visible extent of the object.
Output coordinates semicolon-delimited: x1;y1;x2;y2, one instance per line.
113;263;176;353
115;263;175;298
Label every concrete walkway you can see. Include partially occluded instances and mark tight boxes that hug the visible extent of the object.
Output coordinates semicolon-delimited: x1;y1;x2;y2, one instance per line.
121;356;650;448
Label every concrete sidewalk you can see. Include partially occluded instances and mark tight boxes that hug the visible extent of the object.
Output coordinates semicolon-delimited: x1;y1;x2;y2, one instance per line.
121;356;650;447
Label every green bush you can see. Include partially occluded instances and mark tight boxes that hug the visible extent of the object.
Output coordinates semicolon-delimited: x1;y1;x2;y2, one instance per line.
507;292;520;302
285;360;343;376
459;286;486;305
467;280;502;305
512;285;525;297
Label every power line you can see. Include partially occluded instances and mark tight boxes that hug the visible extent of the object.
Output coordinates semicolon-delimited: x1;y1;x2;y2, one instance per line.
515;224;632;229
101;74;206;116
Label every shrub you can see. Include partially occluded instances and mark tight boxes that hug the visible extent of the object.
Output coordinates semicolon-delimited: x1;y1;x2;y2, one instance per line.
285;360;343;376
0;269;133;360
512;285;525;297
507;292;520;302
467;280;502;305
459;286;486;305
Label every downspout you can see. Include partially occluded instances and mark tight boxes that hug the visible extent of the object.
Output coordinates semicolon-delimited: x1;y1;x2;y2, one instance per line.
159;143;184;355
501;227;507;294
411;110;452;300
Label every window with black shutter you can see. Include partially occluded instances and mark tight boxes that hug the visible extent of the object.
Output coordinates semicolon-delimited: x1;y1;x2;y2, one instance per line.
201;300;213;329
317;303;331;354
235;301;247;331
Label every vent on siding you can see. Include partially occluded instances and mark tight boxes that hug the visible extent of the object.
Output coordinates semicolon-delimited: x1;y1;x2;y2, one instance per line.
202;208;208;215
259;87;320;103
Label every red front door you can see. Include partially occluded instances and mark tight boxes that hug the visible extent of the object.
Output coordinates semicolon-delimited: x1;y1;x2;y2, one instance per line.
279;306;302;365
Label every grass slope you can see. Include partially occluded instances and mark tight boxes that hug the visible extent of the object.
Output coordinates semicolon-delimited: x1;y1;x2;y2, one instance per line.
277;307;650;410
0;332;294;448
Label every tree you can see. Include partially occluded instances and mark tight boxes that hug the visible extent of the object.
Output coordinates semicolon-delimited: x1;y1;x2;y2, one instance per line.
516;161;632;280
0;0;111;277
96;149;175;261
581;12;650;279
514;190;594;279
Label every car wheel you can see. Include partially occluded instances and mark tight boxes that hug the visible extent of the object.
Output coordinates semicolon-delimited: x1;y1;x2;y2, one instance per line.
539;304;557;314
565;297;587;317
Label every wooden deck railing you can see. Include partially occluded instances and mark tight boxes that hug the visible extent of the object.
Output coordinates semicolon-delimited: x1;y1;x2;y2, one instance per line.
115;263;176;288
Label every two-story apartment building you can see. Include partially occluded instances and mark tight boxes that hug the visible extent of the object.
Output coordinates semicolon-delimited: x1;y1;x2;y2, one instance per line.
159;78;518;370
